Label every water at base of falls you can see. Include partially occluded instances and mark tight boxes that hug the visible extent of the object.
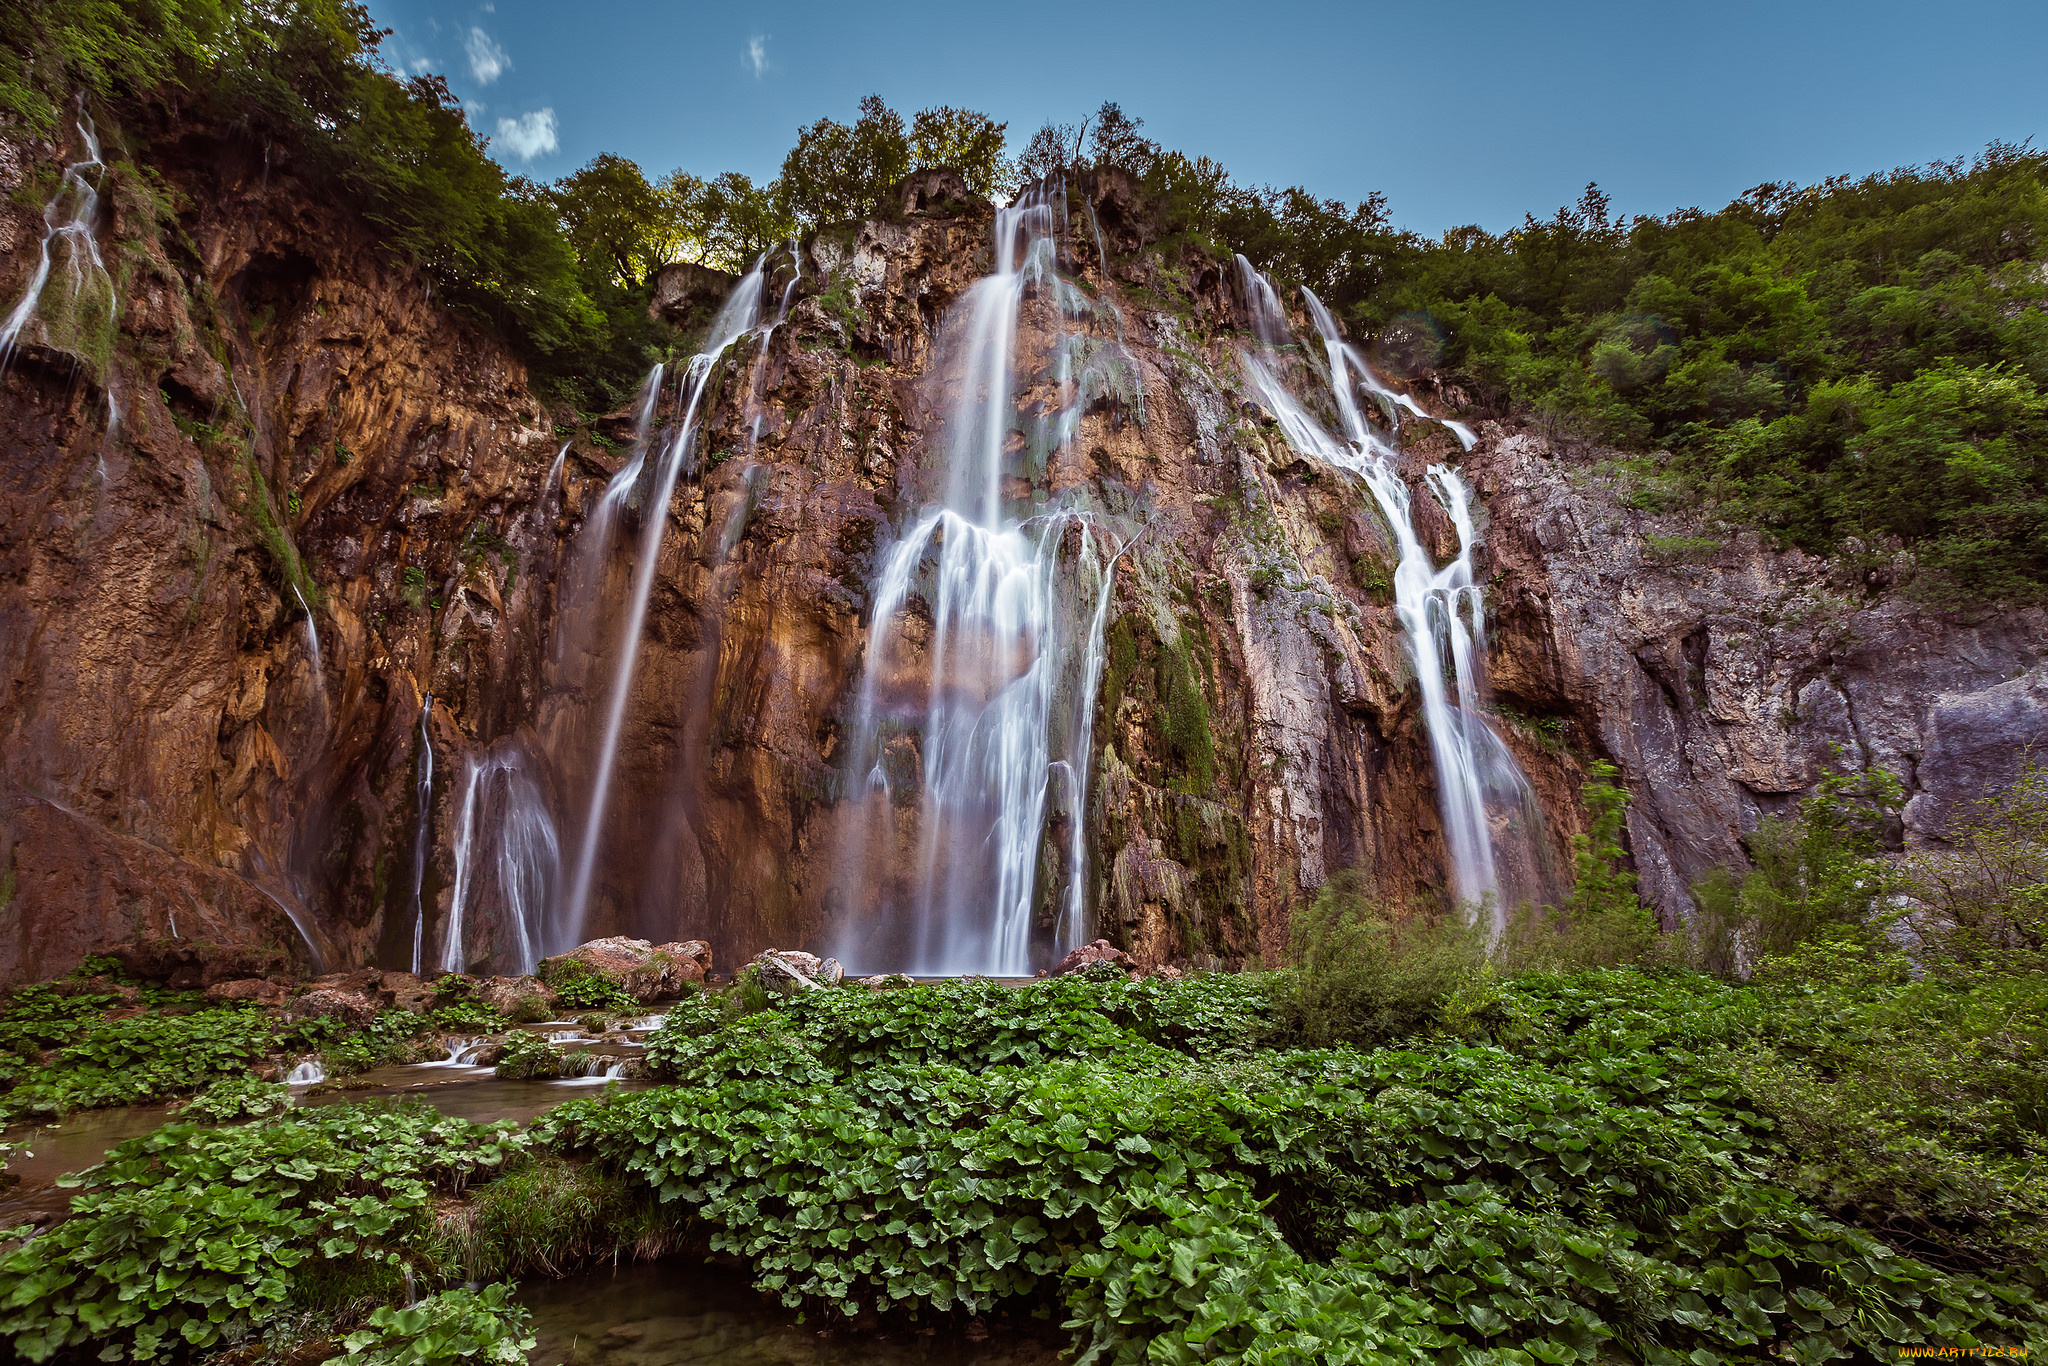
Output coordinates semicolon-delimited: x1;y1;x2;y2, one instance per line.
1235;255;1537;937
834;189;1127;977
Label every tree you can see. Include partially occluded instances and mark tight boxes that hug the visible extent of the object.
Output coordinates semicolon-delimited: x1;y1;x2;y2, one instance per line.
1086;101;1156;173
908;105;1015;201
552;154;668;288
779;93;909;226
697;172;796;272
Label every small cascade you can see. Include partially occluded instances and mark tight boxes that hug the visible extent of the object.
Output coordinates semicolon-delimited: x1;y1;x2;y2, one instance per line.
541;441;569;505
837;187;1125;975
284;1058;326;1087
551;1055;628;1086
409;695;434;974
0;109;113;368
414;1037;491;1069
442;741;561;975
561;263;769;937
292;585;327;724
1235;260;1534;935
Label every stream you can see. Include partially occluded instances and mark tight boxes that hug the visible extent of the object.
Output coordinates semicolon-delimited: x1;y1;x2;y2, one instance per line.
0;1061;650;1226
521;1259;1065;1366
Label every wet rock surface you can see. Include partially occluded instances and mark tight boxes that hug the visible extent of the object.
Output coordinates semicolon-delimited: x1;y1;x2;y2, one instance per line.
1;125;2040;984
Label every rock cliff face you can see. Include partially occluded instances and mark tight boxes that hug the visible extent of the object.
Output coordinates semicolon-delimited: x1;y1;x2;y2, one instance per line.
1;130;2040;985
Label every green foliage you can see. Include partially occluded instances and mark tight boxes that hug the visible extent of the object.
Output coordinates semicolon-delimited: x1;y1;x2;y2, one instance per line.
1693;763;1905;968
550;967;2044;1364
908;105;1017;202
1512;761;1660;970
422;1154;680;1281
0;1004;279;1119
325;1283;534;1365
0;1101;530;1362
291;1008;435;1077
538;959;635;1013
779;93;912;226
490;1029;560;1081
1903;759;2048;975
1355;149;2048;600
1275;871;1490;1049
181;1074;293;1119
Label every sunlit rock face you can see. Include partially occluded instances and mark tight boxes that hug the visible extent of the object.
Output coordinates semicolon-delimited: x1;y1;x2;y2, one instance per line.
1;125;2040;986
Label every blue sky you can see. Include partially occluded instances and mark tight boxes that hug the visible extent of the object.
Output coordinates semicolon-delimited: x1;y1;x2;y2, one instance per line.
366;0;2048;236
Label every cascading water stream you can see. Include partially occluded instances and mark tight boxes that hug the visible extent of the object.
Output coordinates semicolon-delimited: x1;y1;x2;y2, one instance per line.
0;110;112;367
410;696;433;974
442;743;561;974
292;586;328;725
837;190;1121;975
1235;257;1532;934
560;263;768;938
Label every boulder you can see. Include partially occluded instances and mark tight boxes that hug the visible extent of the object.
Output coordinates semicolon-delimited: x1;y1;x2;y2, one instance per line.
751;949;844;993
474;975;558;1022
892;167;984;218
110;938;293;989
286;986;378;1027
648;262;739;327
1051;939;1135;978
541;938;714;1004
205;977;290;1007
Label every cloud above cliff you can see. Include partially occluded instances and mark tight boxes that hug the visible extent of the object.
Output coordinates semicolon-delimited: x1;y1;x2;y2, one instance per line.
495;108;558;160
465;26;509;85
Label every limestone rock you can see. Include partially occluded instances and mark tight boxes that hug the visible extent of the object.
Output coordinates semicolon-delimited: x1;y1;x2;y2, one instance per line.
1052;940;1135;978
205;977;291;1006
751;949;843;993
542;937;712;1003
286;986;378;1027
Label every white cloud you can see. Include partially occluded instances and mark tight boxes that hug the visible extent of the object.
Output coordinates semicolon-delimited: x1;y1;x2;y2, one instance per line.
743;34;770;78
464;98;487;118
465;27;510;85
495;108;558;161
409;56;436;75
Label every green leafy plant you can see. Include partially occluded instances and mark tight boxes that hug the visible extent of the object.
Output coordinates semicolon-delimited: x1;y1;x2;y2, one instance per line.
181;1075;293;1120
0;1101;530;1362
325;1283;534;1365
491;1030;561;1081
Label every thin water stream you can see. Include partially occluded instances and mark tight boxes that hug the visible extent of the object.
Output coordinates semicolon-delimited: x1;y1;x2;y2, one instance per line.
1234;256;1536;935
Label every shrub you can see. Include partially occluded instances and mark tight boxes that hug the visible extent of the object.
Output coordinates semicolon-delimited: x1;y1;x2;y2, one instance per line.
1692;763;1905;971
491;1030;560;1081
1271;871;1487;1049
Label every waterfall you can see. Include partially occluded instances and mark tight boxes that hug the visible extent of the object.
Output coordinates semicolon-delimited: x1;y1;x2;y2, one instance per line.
560;262;768;939
1235;257;1532;935
292;585;327;723
836;189;1121;975
0;109;112;368
442;742;561;975
410;695;434;974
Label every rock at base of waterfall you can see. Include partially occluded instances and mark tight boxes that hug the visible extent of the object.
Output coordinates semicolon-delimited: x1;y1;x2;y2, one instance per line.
473;975;558;1021
285;986;379;1026
856;973;915;989
752;949;844;993
206;977;290;1006
541;937;714;1003
1051;940;1135;978
111;938;294;989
